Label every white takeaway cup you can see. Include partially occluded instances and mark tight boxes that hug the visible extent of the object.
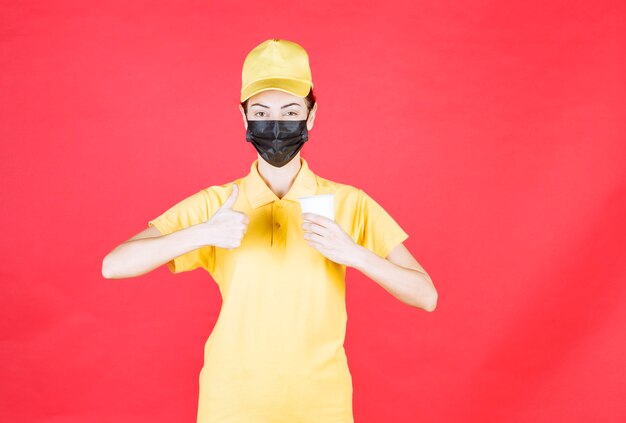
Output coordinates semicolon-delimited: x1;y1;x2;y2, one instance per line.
298;194;335;221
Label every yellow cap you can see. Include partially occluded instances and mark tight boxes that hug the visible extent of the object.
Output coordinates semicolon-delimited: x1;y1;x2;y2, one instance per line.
240;38;313;103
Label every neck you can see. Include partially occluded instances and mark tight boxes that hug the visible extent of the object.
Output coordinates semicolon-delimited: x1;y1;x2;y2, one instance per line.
256;153;302;199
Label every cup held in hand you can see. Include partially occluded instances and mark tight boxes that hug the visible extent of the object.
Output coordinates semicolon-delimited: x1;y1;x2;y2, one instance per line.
298;194;335;221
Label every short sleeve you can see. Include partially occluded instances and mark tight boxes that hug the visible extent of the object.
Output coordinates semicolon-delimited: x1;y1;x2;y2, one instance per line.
356;188;409;258
148;187;219;274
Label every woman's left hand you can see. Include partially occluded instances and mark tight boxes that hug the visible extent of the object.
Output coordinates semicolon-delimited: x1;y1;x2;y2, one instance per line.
301;212;363;267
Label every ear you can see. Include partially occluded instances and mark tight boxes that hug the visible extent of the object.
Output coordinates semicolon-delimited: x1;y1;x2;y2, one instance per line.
306;102;317;131
239;104;248;130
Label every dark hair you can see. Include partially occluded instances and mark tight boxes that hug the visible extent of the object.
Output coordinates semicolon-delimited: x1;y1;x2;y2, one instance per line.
241;88;317;114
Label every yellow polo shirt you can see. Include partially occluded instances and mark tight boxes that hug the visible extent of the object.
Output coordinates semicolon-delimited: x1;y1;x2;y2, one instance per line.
148;157;409;423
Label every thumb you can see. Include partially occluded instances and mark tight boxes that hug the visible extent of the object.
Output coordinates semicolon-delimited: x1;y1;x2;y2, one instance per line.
220;183;239;210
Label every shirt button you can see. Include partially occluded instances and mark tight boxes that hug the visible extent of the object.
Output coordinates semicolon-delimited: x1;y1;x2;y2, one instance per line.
275;222;281;228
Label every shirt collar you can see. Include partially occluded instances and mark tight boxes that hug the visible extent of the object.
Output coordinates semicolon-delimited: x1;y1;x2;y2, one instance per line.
244;157;318;208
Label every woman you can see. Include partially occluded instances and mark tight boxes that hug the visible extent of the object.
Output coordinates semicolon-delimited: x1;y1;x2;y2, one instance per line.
102;38;437;423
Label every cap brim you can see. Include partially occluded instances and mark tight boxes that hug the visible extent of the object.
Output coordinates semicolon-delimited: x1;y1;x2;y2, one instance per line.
241;77;312;103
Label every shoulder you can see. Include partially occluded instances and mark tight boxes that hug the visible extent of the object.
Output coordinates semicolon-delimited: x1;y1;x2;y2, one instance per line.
314;175;359;197
200;177;246;205
314;175;394;220
313;175;366;207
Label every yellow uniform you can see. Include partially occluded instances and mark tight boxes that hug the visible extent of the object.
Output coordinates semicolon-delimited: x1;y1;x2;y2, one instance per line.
148;157;409;423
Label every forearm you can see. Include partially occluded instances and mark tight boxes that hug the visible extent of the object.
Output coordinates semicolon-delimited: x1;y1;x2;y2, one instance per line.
102;225;208;279
351;246;437;311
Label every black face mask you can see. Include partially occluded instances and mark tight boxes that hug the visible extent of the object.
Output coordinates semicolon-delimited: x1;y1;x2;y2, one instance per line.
245;117;309;168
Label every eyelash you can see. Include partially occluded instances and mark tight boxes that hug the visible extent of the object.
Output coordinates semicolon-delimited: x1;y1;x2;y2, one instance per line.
254;111;299;117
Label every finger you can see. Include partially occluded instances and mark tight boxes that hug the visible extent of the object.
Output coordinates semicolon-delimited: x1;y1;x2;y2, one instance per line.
305;232;327;244
306;239;324;251
239;212;250;224
302;221;329;237
221;183;239;209
302;212;331;227
239;212;250;226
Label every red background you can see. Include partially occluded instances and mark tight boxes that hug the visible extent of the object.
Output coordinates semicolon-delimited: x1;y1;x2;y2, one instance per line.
1;1;625;422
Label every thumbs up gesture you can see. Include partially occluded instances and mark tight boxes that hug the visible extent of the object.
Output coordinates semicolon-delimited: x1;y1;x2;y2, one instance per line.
204;183;250;250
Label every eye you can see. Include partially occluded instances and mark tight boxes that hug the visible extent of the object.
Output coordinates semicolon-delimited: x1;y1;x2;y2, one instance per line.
286;111;299;116
253;111;266;117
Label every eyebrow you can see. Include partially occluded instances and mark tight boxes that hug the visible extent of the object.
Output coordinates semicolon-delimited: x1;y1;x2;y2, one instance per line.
250;102;302;109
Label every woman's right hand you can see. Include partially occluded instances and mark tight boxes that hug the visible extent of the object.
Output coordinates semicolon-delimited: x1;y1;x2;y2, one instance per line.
203;183;250;250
